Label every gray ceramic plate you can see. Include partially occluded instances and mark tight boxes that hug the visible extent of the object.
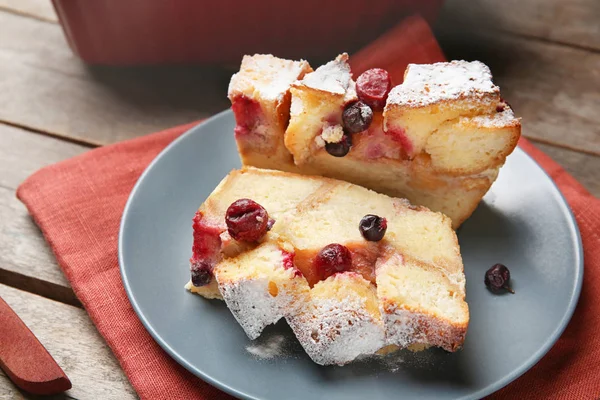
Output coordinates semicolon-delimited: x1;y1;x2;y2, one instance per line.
119;110;583;400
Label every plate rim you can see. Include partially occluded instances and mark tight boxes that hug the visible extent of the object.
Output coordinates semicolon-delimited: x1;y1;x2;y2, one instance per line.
118;110;584;400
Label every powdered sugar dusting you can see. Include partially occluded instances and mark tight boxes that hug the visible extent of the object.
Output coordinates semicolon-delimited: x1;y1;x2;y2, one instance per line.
218;278;287;339
228;54;310;102
289;95;304;117
300;53;352;95
287;292;385;366
378;348;406;372
246;334;288;359
314;135;326;148
387;60;499;107
470;107;520;128
383;308;427;348
382;306;467;352
215;245;308;340
344;80;358;103
321;125;344;143
360;104;371;120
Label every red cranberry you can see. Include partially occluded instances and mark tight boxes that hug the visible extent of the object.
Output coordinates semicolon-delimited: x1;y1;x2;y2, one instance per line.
225;199;270;242
342;101;373;133
484;264;514;294
191;261;213;287
314;244;352;280
356;68;392;111
325;134;352;157
359;214;387;242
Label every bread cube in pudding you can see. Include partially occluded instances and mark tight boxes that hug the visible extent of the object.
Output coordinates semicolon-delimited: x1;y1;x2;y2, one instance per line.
228;54;312;172
284;53;357;165
424;107;521;175
287;272;385;365
215;242;309;340
384;61;504;159
186;167;468;363
376;252;468;352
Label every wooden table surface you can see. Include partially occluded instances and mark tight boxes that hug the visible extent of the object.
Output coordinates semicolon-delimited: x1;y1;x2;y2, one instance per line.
0;0;598;398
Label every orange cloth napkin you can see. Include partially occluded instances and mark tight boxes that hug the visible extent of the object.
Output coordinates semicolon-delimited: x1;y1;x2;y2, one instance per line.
16;15;600;400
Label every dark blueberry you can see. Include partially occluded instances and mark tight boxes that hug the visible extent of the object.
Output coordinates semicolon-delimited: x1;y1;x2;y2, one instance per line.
359;214;387;242
342;101;373;133
314;244;352;281
191;261;212;286
325;134;352;157
484;263;514;294
356;68;392;111
225;198;270;242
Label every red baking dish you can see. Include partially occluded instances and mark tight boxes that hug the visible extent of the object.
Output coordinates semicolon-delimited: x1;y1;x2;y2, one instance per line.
51;0;443;65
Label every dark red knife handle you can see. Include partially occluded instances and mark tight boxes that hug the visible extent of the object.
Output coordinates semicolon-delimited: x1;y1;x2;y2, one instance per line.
0;296;71;395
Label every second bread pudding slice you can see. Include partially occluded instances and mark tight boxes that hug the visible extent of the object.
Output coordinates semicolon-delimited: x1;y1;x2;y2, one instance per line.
186;167;468;365
228;54;521;228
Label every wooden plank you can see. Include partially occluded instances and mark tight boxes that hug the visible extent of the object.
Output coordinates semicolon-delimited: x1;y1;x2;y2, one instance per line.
0;284;136;399
435;22;600;156
0;10;231;146
535;143;600;198
439;0;600;51
0;124;88;190
0;186;79;306
0;125;88;304
0;0;57;22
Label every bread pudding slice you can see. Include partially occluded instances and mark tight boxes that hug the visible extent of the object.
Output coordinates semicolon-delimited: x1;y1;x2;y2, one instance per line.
228;54;312;172
229;55;521;228
186;167;468;363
